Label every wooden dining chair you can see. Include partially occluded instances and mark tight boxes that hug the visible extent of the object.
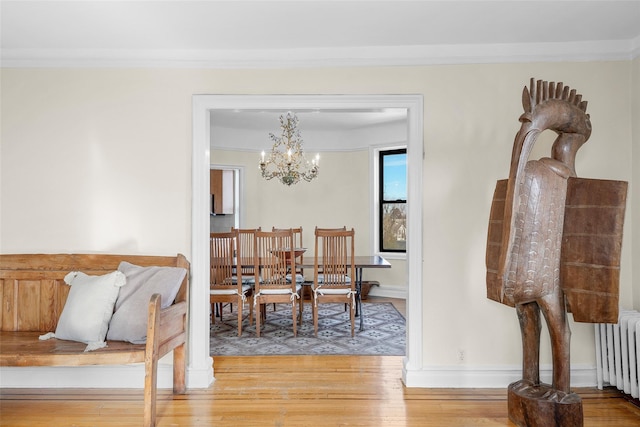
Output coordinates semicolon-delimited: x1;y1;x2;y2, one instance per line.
271;226;305;313
253;229;303;337
310;226;347;309
209;231;252;336
272;226;305;283
232;227;261;285
312;227;356;337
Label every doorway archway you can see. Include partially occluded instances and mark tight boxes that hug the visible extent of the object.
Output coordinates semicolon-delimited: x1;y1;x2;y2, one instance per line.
190;95;424;387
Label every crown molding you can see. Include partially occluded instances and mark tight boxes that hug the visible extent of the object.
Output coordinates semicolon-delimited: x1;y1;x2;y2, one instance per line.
2;39;638;69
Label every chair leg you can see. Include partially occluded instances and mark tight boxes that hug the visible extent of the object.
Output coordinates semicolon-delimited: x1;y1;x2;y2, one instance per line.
350;301;355;337
255;302;261;337
210;303;216;324
292;300;297;337
298;292;303;322
237;298;243;337
217;303;223;319
313;297;319;337
298;289;304;321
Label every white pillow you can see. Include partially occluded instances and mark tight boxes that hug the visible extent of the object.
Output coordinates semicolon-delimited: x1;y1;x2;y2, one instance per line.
42;270;126;352
106;262;187;344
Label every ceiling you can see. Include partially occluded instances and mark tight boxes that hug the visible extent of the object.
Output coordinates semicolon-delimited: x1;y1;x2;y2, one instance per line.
2;1;639;68
212;108;407;131
210;107;409;151
3;1;638;146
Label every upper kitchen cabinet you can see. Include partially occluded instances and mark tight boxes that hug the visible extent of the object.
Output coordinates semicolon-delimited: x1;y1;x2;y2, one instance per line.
210;169;234;215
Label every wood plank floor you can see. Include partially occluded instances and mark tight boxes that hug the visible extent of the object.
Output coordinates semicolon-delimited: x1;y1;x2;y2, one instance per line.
2;299;638;425
2;355;639;426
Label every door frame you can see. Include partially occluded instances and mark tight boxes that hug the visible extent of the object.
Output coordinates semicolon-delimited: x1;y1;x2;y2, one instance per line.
190;94;424;387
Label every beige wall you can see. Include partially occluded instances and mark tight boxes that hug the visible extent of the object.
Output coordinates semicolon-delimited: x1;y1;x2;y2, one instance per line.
633;56;640;310
213;150;368;245
1;62;635;374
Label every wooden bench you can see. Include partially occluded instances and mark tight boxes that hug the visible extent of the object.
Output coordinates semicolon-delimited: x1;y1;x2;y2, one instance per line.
0;253;190;427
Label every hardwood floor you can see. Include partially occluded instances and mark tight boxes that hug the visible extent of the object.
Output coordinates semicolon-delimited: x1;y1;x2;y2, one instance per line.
365;295;406;316
2;299;638;425
2;355;639;426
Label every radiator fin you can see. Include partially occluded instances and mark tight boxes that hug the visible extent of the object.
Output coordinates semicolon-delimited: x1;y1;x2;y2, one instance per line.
595;309;640;398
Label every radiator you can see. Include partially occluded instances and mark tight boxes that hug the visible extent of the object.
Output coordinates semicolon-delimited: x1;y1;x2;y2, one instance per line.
595;309;640;398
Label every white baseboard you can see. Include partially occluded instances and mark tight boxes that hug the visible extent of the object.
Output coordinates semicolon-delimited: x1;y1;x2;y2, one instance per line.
402;364;597;388
189;362;215;388
367;285;407;300
0;364;170;388
1;363;215;389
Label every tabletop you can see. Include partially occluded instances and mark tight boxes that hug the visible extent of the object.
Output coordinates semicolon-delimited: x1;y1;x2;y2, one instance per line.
299;255;391;269
228;255;391;270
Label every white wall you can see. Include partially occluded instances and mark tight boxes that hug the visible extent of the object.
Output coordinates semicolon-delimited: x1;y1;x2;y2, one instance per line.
0;62;635;388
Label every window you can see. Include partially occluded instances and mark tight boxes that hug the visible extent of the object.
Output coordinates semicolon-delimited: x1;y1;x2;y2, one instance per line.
378;148;407;253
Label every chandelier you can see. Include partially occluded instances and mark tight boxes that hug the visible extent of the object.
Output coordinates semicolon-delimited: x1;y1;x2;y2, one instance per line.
259;112;319;186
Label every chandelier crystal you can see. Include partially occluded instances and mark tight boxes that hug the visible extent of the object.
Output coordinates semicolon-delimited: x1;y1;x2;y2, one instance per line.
259;111;319;186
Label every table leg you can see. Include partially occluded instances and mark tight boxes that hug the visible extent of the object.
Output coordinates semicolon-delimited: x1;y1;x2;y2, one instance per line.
355;267;364;331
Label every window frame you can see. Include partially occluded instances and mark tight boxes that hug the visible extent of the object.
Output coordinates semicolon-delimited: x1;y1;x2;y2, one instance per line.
372;145;407;257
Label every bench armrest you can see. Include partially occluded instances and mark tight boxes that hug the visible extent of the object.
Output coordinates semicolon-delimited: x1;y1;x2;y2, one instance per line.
143;294;187;427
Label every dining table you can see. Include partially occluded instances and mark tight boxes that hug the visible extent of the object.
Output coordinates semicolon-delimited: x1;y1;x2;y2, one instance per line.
230;252;391;331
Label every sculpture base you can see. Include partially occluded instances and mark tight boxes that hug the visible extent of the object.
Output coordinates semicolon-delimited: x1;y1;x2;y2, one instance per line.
508;380;583;427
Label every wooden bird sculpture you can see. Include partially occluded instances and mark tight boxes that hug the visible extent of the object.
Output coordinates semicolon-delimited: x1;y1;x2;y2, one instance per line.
486;78;628;427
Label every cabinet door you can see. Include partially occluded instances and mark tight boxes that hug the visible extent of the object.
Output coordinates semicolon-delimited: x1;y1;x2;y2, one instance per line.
210;169;234;214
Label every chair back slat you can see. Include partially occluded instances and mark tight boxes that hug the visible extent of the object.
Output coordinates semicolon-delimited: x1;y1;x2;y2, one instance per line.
272;226;304;276
232;227;261;275
254;229;296;292
210;231;239;289
272;226;303;247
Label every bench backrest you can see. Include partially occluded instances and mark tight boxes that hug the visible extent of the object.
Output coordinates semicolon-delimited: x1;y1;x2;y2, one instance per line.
0;253;190;332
